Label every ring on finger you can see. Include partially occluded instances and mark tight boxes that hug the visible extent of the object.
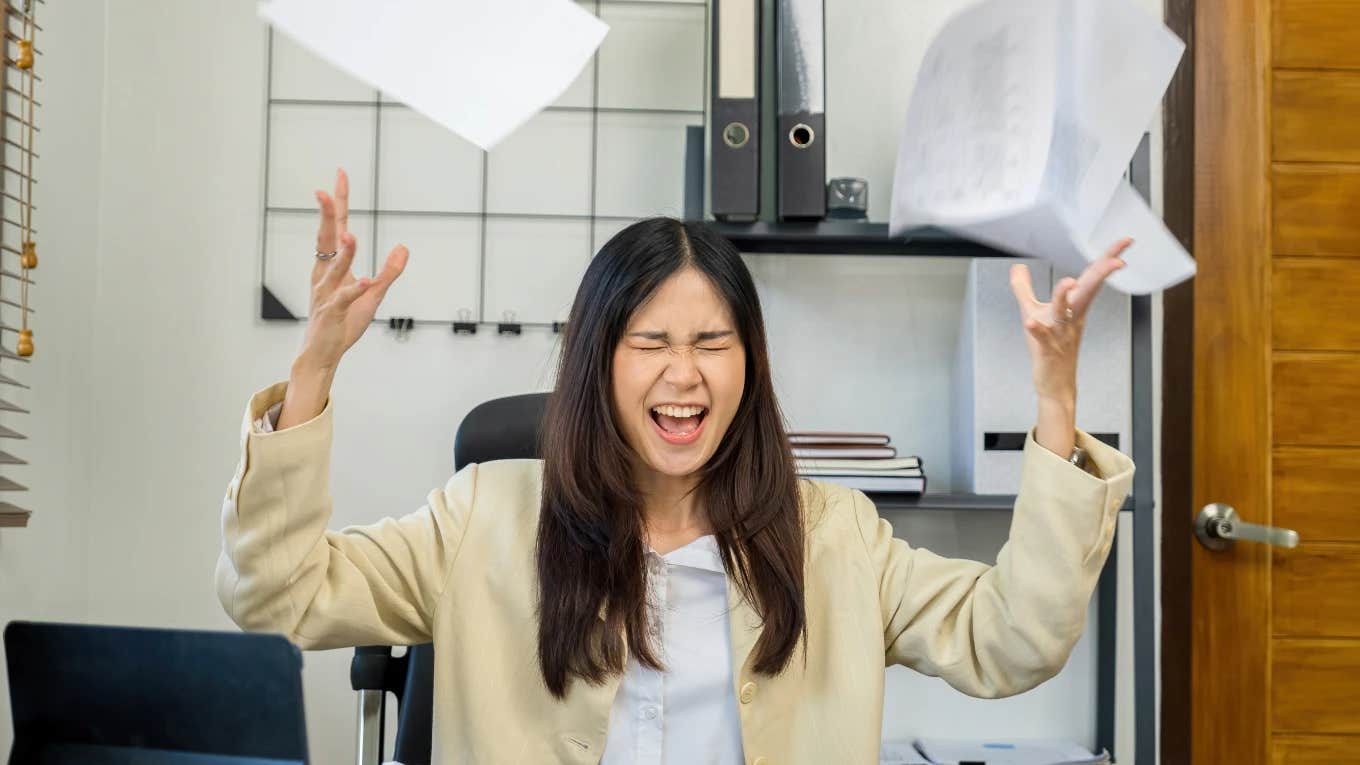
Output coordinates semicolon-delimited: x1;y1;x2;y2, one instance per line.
1058;306;1075;323
315;249;338;261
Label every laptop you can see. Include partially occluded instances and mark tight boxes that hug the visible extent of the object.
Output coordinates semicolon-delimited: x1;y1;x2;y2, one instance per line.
4;621;308;764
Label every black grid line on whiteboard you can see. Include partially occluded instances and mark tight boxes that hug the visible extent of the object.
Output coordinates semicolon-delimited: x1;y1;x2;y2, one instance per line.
258;0;708;328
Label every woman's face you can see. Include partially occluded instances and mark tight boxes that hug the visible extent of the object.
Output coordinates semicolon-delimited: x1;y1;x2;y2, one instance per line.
612;266;747;480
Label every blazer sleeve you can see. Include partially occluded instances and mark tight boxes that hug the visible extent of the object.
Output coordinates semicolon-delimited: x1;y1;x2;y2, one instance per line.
853;427;1134;699
214;380;478;650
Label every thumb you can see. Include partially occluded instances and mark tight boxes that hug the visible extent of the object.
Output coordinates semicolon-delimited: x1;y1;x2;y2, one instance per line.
356;245;409;311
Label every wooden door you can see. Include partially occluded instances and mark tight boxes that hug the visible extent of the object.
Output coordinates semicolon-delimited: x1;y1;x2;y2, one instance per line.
1194;0;1360;762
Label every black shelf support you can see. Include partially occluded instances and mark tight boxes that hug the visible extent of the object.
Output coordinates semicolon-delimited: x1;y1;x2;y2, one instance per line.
710;221;1018;258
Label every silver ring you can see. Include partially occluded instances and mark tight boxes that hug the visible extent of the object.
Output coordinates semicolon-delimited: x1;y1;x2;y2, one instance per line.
315;249;338;261
1058;306;1074;323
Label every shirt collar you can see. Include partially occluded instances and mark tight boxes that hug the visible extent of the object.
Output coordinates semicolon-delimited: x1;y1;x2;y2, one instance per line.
650;534;725;574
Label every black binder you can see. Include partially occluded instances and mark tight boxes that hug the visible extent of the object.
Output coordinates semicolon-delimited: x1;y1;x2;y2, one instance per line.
775;0;826;220
710;0;760;220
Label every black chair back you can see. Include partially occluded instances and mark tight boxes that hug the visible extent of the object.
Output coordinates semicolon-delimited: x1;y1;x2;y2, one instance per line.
353;391;550;765
453;392;551;471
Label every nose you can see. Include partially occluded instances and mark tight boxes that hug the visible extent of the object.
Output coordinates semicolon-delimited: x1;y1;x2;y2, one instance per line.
662;346;702;389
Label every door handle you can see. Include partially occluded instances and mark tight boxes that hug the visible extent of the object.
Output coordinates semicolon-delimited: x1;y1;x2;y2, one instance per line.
1195;503;1299;551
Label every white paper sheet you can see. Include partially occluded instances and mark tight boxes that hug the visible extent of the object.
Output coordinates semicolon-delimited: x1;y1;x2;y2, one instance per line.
890;0;1193;295
891;0;1056;224
1059;0;1185;233
1090;180;1197;294
258;0;609;150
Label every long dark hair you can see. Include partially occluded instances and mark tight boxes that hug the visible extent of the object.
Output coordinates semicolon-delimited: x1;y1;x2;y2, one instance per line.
535;217;805;698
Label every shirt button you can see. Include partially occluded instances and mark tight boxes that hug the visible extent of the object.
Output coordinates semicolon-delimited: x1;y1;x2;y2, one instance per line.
643;705;659;720
739;682;757;704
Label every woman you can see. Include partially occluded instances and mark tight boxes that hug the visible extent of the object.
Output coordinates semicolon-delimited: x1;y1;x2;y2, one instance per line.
217;170;1134;764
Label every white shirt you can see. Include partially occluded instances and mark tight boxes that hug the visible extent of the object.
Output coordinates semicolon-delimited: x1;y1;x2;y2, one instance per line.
601;535;744;765
255;404;744;764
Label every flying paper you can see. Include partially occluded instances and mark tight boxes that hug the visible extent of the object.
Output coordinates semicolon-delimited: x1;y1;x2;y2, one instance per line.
890;0;1193;294
259;0;609;150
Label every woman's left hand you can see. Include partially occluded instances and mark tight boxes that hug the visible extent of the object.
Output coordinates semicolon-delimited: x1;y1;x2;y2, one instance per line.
1008;238;1132;457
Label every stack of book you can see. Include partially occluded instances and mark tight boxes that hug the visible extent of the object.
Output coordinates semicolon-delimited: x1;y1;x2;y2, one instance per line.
790;431;925;494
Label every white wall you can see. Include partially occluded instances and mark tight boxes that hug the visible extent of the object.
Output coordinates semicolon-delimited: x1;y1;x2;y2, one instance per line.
0;0;1166;762
0;0;105;746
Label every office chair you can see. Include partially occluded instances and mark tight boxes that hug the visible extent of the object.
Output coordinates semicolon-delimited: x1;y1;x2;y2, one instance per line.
351;391;550;765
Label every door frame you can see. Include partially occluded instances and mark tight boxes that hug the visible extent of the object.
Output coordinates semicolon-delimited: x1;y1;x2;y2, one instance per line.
1159;0;1195;762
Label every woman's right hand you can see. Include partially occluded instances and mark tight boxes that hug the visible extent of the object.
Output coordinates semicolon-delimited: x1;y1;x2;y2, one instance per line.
276;169;409;429
296;168;410;373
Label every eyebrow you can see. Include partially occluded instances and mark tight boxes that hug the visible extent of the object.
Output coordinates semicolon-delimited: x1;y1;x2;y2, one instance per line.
627;330;736;342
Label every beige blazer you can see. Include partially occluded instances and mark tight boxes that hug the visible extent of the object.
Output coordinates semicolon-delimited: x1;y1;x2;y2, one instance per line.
216;381;1135;765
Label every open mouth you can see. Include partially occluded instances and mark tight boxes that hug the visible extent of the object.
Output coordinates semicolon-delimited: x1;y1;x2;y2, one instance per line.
649;404;709;445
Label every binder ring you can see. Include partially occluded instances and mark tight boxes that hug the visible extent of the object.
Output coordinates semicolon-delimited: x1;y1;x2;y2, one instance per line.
788;123;815;149
722;122;750;148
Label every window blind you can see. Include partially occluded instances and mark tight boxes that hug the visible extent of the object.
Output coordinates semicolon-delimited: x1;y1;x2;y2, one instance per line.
0;0;38;529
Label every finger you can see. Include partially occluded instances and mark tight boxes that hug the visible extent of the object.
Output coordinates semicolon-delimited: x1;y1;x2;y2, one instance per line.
334;168;350;236
1051;277;1078;324
315;190;338;254
1009;263;1038;311
1103;236;1135;261
1023;314;1052;344
328;274;374;312
1070;237;1132;308
362;244;410;306
321;232;358;291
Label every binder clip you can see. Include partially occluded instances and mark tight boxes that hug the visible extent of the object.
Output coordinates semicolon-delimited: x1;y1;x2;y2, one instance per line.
388;316;415;342
452;308;477;335
497;310;522;336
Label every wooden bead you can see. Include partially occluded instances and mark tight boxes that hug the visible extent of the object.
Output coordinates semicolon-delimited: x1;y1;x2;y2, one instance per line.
16;40;32;70
16;329;31;357
20;240;35;269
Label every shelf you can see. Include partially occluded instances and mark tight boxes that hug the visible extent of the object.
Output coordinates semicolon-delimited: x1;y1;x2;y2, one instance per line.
866;491;1137;513
707;220;1018;257
867;492;1017;512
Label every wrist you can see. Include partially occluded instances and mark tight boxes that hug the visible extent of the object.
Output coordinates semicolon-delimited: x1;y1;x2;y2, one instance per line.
280;359;335;430
1037;395;1076;418
1034;396;1077;458
291;354;337;384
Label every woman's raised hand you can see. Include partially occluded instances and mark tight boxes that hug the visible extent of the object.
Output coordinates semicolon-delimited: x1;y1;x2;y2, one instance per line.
296;168;410;373
1008;238;1131;403
1008;238;1131;458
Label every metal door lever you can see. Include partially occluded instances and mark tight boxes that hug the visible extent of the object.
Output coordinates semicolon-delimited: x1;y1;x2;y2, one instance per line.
1195;503;1299;551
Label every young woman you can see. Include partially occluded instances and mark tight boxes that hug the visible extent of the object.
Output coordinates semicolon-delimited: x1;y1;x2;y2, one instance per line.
217;170;1134;764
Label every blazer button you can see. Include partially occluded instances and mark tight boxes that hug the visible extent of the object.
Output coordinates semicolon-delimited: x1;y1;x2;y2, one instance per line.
739;681;757;704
